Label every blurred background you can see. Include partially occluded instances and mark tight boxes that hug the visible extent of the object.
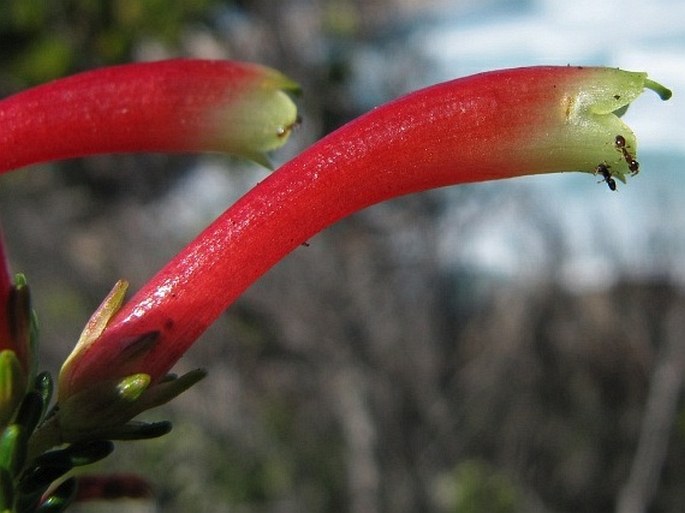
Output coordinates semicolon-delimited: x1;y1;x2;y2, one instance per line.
1;0;684;512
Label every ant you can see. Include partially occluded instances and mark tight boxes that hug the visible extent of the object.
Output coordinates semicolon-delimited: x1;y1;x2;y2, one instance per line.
615;135;639;176
596;163;616;191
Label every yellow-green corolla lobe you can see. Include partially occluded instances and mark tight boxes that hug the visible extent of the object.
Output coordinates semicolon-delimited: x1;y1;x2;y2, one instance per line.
209;67;301;167
536;67;671;186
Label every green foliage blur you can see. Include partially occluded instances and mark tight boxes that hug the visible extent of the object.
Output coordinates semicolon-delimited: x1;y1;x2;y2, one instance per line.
452;461;521;513
0;0;218;89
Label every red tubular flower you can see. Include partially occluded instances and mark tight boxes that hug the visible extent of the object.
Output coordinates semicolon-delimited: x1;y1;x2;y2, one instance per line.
0;231;32;426
0;59;300;169
57;65;670;410
0;232;33;372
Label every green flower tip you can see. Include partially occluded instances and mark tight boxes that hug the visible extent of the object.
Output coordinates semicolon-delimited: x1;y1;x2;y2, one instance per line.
644;78;673;101
545;67;671;188
212;71;301;168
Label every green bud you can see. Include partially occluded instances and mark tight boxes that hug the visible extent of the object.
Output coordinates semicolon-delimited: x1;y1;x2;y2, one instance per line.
116;374;151;402
0;351;27;428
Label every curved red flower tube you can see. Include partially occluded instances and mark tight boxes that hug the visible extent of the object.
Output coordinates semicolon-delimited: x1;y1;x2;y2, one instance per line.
0;59;299;169
56;65;671;411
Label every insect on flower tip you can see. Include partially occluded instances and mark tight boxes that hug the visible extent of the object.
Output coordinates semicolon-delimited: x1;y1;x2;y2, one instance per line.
596;163;617;191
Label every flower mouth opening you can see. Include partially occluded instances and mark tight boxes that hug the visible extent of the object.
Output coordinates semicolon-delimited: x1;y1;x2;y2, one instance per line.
564;69;671;188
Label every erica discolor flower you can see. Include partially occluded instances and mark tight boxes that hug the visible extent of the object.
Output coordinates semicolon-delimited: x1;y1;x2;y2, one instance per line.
57;66;670;409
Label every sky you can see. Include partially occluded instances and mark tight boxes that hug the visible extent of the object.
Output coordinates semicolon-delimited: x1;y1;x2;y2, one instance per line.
162;0;685;292
395;0;685;290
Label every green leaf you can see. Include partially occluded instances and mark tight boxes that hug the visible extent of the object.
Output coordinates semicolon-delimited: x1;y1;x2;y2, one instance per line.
32;372;53;423
0;468;13;511
64;440;114;467
0;424;26;476
14;392;44;436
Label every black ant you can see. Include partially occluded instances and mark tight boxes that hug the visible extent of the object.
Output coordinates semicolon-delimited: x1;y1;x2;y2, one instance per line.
627;158;639;175
596;163;616;191
615;135;639;176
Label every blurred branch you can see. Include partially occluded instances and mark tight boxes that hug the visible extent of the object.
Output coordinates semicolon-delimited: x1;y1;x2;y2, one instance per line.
616;304;685;513
334;368;380;513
